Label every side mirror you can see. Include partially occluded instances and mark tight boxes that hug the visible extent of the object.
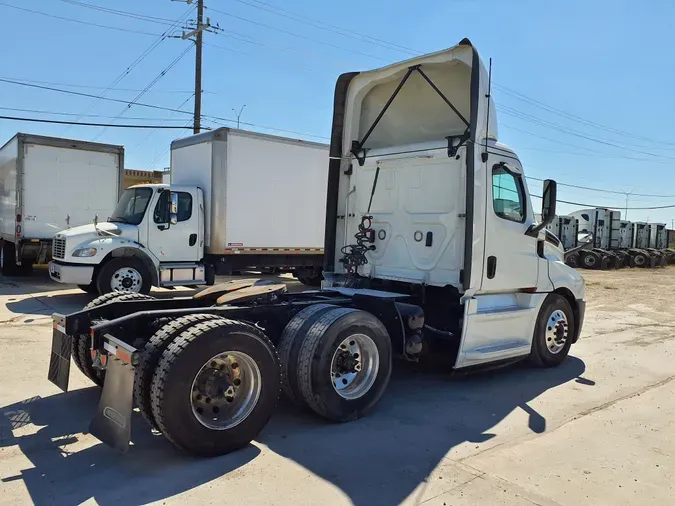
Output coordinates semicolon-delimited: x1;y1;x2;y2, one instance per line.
541;179;557;222
526;179;557;237
170;192;178;225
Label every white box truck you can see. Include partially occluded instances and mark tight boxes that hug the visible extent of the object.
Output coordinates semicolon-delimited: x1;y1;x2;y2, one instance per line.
48;128;329;294
0;133;124;275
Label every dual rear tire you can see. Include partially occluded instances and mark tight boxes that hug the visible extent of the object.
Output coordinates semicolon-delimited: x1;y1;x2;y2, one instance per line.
278;305;393;422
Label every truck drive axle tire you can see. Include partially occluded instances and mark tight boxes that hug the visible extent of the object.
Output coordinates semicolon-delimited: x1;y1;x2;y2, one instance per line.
529;294;575;368
149;318;281;457
295;307;392;422
0;240;18;276
278;304;337;406
71;292;156;386
134;313;224;431
96;257;152;295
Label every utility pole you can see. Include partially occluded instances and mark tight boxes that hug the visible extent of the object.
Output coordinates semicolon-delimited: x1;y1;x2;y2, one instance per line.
175;0;211;134
193;0;204;134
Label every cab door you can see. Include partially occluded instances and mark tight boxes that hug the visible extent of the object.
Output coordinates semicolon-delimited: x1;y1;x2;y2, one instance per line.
147;189;200;263
480;160;539;292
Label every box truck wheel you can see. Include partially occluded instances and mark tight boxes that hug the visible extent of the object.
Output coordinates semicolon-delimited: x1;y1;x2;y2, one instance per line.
72;292;156;386
295;307;392;422
149;318;281;457
0;240;18;275
96;257;152;295
134;313;224;431
278;304;338;406
529;294;575;368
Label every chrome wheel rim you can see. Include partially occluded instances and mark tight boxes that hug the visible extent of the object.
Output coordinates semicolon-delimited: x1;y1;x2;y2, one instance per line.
330;333;379;400
546;310;569;354
110;267;142;292
190;351;261;430
583;255;596;267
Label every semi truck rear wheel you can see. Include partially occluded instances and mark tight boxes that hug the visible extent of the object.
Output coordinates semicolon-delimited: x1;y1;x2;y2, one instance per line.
96;257;152;295
134;313;224;431
149;318;281;457
71;292;155;386
295;307;392;422
529;294;575;368
278;304;337;406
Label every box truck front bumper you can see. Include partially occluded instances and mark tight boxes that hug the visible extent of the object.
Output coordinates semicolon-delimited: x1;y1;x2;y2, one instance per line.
49;261;94;286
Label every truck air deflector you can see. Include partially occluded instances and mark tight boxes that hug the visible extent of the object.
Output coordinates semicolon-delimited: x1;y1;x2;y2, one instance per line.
350;65;471;166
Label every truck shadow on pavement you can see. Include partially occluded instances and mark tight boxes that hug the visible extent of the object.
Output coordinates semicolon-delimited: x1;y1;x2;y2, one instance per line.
261;356;590;506
0;357;589;505
0;388;260;505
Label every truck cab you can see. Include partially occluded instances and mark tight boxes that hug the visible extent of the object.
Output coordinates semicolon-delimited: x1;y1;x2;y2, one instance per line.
49;183;207;294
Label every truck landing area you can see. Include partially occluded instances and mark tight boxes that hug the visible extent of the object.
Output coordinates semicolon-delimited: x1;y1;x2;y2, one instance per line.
0;267;674;505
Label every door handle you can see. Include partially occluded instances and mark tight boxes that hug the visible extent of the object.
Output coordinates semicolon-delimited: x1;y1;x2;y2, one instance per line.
487;256;497;279
189;233;197;246
157;224;168;231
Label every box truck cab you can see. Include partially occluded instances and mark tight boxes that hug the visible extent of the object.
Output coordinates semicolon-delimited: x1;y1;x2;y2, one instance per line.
49;129;329;294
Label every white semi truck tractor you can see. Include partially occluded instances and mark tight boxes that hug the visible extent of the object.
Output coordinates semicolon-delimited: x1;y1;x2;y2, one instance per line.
47;39;585;457
48;129;329;294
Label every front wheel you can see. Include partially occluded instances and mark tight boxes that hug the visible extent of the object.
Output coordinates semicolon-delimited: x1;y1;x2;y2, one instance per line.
96;257;152;295
529;294;575;367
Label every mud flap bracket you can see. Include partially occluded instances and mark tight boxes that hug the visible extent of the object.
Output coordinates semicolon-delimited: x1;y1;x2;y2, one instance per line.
89;335;138;453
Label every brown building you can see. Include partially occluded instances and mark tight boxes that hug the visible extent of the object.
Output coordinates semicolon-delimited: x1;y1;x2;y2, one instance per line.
123;169;164;189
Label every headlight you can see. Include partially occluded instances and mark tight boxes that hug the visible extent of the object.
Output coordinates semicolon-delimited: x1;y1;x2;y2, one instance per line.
72;247;97;257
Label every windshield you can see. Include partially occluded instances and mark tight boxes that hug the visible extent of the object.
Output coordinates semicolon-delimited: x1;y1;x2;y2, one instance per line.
109;188;153;225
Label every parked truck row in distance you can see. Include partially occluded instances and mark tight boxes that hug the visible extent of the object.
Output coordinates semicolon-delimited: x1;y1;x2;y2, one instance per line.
542;208;675;269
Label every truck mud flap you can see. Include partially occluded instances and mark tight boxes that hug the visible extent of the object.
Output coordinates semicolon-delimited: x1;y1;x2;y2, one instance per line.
47;314;72;392
89;335;138;453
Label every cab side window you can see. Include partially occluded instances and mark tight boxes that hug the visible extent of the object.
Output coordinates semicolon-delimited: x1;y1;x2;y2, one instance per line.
492;166;525;223
153;191;169;223
176;192;192;222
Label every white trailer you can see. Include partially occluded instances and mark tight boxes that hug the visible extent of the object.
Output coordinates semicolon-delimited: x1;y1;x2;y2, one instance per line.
48;128;329;294
0;133;124;275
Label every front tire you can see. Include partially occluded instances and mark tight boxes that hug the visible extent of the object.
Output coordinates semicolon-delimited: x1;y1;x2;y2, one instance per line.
96;257;152;295
529;294;575;367
150;319;281;457
295;308;392;422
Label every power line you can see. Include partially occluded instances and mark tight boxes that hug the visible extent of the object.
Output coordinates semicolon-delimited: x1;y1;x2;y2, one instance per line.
501;123;672;165
0;115;204;129
57;0;180;25
92;45;193;140
494;83;675;148
0;2;162;36
129;94;196;153
0;105;192;121
525;176;675;198
0;77;196;115
207;6;390;62
230;0;420;55
63;5;194;134
530;193;675;210
0;77;195;93
501;106;675;161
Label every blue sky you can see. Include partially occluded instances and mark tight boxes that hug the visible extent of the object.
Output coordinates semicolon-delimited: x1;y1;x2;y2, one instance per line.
1;0;674;224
